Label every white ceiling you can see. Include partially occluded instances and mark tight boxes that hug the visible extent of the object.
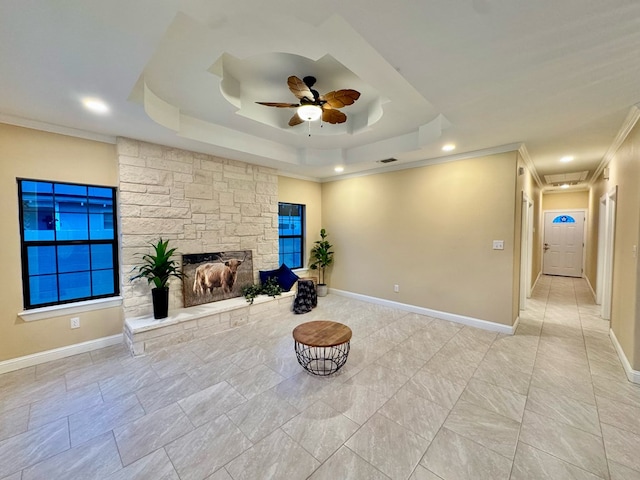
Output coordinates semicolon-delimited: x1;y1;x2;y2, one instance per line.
1;0;639;188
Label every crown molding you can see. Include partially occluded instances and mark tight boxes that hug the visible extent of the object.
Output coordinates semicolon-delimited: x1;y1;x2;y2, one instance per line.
0;114;116;144
517;144;543;189
322;143;523;183
590;104;640;184
276;171;321;183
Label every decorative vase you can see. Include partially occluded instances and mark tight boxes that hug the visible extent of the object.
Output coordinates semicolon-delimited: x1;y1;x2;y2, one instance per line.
317;284;328;297
151;287;169;319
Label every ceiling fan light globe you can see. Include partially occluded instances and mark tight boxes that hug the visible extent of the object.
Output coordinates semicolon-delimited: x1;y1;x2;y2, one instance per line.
297;105;322;122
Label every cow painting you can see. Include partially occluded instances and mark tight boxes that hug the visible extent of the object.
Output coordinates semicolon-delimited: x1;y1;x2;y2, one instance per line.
182;250;253;308
193;258;243;296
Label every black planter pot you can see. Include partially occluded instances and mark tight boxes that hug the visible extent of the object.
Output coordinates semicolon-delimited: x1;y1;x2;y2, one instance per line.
151;287;169;319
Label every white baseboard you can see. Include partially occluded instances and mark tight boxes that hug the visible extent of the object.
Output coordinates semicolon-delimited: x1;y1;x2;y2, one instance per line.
531;271;542;293
0;334;124;375
585;276;597;302
609;328;640;384
512;316;521;333
329;288;515;335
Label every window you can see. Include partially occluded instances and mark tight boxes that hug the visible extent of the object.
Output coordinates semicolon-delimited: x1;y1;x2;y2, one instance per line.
278;202;304;269
552;215;576;223
18;179;119;309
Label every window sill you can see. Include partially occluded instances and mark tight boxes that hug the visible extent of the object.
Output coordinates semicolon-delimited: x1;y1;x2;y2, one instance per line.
18;296;123;322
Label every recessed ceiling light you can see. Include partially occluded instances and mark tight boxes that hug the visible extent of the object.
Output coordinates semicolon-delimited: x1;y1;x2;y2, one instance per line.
442;144;456;152
82;98;109;114
560;184;570;189
560;156;574;163
334;166;344;173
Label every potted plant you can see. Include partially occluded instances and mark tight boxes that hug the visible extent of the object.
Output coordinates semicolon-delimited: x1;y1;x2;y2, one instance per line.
241;277;283;304
309;228;334;297
130;238;186;319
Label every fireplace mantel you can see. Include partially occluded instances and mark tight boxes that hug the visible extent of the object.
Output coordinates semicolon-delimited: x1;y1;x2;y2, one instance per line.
124;290;295;356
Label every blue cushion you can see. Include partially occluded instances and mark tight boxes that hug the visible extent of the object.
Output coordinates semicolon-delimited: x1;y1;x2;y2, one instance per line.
276;263;299;292
259;268;280;285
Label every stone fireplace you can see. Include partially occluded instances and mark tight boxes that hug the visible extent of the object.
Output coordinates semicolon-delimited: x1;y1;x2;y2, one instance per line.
117;137;279;320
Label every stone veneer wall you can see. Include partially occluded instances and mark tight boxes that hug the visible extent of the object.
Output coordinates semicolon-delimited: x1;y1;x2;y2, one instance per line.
117;137;279;318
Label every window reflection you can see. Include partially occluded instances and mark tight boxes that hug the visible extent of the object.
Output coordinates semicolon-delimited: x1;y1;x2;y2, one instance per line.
19;179;119;309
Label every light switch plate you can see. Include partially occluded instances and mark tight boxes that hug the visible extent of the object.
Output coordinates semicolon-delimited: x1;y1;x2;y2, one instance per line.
493;240;504;250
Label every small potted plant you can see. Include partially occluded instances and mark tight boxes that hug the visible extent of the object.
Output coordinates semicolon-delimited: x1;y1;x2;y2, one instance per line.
241;278;283;304
309;228;334;297
130;238;186;319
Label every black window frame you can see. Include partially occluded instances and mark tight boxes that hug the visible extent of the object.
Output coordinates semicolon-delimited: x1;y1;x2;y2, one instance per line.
278;202;305;269
17;178;120;310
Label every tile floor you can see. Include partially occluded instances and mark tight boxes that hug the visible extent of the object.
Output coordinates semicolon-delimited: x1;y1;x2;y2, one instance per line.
1;275;639;479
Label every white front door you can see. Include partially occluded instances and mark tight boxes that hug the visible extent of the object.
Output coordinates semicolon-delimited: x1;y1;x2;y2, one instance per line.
543;211;585;277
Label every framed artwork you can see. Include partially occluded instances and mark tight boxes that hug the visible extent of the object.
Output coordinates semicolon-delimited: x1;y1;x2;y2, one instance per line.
182;250;253;308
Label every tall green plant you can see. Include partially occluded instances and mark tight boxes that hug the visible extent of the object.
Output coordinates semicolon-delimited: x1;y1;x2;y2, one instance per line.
130;238;186;289
309;228;334;285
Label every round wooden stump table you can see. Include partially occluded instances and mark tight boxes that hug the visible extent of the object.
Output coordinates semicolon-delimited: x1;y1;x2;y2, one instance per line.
292;320;352;376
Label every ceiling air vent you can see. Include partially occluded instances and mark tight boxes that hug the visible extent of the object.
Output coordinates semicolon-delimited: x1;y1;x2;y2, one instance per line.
378;158;397;164
544;171;589;185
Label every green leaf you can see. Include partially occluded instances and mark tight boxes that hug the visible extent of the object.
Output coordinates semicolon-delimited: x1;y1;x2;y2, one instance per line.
309;229;334;285
129;238;186;288
242;277;283;304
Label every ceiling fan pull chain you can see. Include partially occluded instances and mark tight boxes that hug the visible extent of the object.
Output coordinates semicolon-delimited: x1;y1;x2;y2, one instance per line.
308;121;312;137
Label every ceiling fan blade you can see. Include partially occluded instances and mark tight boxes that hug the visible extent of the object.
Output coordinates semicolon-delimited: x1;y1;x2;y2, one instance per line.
255;102;300;108
322;108;347;124
288;113;305;127
322;89;361;108
288;76;315;102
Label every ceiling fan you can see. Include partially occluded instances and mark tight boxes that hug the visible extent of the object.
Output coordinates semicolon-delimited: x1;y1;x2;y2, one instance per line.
256;76;361;127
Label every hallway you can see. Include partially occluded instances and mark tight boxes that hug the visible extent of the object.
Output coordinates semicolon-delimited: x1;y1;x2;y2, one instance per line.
1;276;640;479
505;275;640;479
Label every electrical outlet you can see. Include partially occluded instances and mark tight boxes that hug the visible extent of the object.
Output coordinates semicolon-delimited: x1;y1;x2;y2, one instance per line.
394;284;399;293
492;240;505;250
70;317;80;329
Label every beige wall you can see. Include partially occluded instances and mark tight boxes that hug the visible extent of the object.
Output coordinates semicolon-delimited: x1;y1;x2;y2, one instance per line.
321;152;519;326
604;121;640;369
6;124;607;362
278;176;322;269
542;191;589;211
0;124;122;362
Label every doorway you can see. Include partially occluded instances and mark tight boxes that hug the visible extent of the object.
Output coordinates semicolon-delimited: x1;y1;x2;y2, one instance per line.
520;194;534;309
597;188;617;320
542;210;586;277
